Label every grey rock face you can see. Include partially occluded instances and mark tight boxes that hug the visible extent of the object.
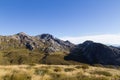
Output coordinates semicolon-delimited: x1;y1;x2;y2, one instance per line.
35;34;75;53
37;34;54;40
25;42;34;51
0;32;75;53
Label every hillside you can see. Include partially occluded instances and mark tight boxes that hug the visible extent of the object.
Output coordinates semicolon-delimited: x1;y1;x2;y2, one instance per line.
1;33;120;80
0;32;74;53
1;33;120;66
65;41;120;65
0;32;77;65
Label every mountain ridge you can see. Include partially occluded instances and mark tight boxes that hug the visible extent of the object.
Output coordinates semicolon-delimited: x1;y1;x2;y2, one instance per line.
0;32;75;53
65;40;120;65
1;32;120;66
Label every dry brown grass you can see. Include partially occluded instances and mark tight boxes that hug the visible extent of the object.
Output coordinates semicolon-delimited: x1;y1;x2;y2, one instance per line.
0;64;120;80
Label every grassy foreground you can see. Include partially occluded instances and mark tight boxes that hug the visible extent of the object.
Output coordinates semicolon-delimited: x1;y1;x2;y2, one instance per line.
0;64;120;80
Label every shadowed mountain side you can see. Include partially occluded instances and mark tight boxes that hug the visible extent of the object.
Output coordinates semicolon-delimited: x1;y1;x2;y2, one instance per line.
65;41;120;65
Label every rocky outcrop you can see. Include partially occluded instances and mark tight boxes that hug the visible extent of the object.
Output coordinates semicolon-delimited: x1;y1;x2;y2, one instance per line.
0;32;75;53
1;32;120;66
35;34;75;53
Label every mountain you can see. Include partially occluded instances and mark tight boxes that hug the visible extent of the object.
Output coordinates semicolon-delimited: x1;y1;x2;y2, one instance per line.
65;40;120;65
35;34;75;53
1;32;120;66
0;32;75;53
0;32;77;65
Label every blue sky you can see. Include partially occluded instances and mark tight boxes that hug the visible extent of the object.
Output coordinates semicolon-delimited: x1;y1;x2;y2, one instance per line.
0;0;120;44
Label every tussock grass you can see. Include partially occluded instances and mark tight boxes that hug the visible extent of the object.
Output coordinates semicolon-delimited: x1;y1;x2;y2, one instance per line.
64;68;75;72
0;64;120;80
91;70;112;77
34;68;49;76
75;64;89;69
0;49;81;65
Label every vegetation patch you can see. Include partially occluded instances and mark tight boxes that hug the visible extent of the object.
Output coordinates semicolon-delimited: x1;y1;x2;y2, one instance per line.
64;68;75;72
91;71;112;77
53;67;62;72
34;68;49;76
75;64;89;69
0;65;120;80
3;72;31;80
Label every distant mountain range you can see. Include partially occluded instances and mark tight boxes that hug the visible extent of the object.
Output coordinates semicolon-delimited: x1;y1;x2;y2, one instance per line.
0;32;74;53
1;32;120;66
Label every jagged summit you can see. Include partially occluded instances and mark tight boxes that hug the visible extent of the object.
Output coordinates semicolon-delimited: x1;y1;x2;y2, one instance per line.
35;33;75;53
36;34;54;40
16;32;29;36
13;32;31;40
1;32;120;66
0;32;75;53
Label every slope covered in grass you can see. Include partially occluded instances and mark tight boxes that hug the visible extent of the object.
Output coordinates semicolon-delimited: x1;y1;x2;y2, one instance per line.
0;64;120;80
0;49;80;65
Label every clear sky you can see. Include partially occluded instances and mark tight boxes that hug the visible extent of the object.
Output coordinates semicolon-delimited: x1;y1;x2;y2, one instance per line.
0;0;120;44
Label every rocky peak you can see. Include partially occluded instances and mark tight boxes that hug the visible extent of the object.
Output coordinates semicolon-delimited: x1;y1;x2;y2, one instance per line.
37;34;54;40
17;32;27;35
13;32;35;50
0;32;75;53
16;32;28;36
36;33;75;53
